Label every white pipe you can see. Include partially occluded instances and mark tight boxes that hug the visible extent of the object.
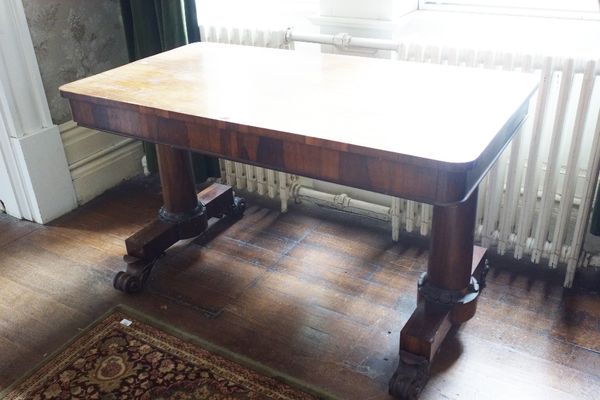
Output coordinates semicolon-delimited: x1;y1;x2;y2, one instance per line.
285;29;399;51
294;185;392;222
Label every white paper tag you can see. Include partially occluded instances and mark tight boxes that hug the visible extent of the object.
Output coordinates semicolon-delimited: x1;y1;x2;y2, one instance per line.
120;319;133;327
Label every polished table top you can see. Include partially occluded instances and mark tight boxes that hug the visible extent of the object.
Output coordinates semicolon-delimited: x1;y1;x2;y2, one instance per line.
60;42;538;204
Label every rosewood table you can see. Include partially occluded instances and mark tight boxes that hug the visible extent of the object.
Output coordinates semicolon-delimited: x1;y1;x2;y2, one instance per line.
60;42;538;399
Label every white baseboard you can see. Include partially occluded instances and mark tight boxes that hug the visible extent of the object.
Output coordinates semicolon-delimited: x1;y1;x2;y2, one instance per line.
60;122;144;205
10;125;78;223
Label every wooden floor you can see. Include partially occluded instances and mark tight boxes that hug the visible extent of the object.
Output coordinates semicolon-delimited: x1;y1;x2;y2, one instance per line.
1;178;599;399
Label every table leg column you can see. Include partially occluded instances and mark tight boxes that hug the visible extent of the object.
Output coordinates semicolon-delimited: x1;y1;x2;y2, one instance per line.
155;145;207;238
389;189;487;399
113;145;207;293
427;188;477;293
157;144;202;219
154;144;246;225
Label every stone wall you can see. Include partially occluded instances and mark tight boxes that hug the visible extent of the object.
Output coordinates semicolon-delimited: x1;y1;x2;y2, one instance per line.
22;0;129;124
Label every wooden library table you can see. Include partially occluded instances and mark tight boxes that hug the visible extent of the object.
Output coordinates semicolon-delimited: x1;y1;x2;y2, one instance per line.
60;42;538;399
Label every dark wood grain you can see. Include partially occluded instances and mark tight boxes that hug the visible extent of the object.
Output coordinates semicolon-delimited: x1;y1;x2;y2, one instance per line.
125;219;180;260
1;178;599;399
156;144;198;215
428;189;478;291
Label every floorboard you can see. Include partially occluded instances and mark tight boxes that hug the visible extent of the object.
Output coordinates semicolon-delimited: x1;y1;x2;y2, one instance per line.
0;177;599;399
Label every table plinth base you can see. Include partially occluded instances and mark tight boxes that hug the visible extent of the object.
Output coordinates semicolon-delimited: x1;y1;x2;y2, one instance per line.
389;246;488;400
113;183;245;294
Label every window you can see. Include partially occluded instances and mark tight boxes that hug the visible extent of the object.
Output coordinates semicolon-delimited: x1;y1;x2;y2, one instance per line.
195;0;319;30
420;0;600;19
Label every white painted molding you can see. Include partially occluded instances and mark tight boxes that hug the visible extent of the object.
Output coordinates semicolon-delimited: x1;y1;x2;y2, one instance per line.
60;121;131;165
10;125;77;222
70;140;144;205
0;0;77;223
0;87;29;219
59;122;143;205
0;0;53;135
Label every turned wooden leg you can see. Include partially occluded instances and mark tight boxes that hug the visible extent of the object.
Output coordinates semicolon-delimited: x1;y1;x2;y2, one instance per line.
113;145;246;294
156;145;205;228
389;189;488;399
428;189;478;292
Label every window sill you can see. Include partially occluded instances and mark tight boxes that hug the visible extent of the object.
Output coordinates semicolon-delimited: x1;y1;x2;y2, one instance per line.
392;10;600;60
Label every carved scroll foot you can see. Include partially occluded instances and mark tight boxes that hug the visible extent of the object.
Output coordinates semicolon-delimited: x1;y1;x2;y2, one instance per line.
113;254;162;294
389;352;430;400
113;183;246;294
227;195;247;219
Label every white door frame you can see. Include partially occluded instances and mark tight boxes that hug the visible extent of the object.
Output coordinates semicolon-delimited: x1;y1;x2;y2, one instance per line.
0;0;76;223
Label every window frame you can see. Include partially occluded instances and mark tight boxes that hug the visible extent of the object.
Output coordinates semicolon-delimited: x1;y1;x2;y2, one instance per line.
418;0;600;20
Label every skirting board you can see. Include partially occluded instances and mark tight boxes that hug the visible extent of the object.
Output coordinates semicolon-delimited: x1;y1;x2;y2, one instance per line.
60;121;143;205
8;125;77;223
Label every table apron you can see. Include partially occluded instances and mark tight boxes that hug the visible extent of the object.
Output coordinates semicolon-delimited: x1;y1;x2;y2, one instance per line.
67;98;526;206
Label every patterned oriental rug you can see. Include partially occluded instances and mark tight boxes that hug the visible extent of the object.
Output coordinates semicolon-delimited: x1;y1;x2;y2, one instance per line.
3;309;321;400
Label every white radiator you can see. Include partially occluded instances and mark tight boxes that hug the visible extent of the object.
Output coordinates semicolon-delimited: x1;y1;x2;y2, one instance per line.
200;25;600;287
395;44;600;288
